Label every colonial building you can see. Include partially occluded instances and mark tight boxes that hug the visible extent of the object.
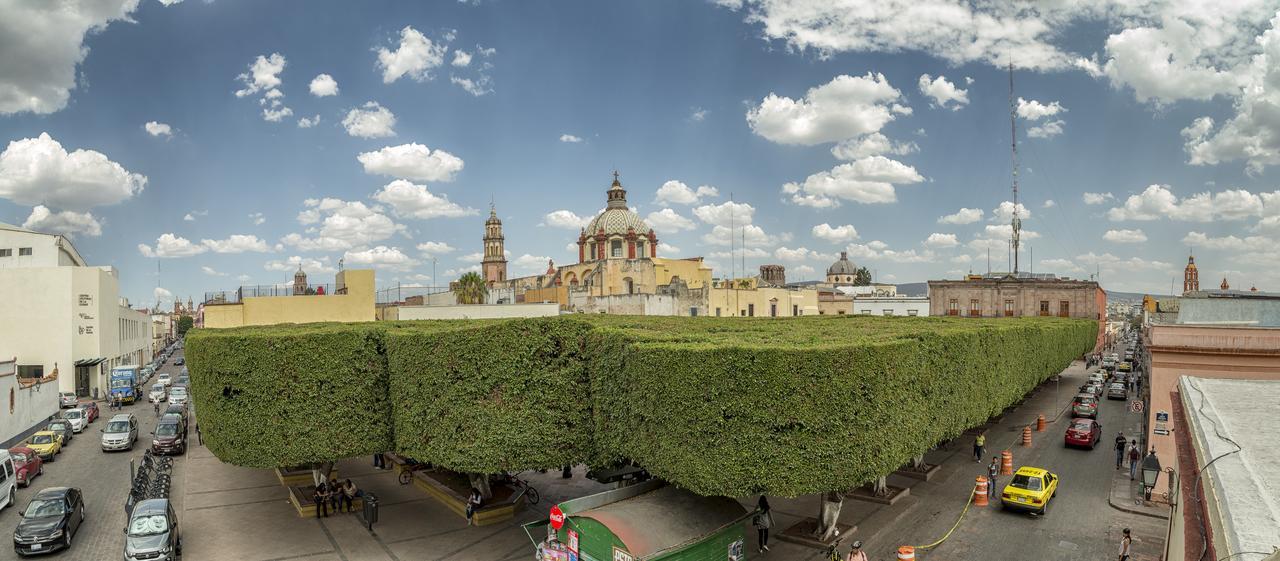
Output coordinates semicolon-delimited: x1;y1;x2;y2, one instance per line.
826;251;859;286
482;205;508;286
928;273;1106;348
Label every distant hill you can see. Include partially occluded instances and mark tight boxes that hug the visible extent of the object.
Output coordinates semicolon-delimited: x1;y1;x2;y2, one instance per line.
1106;291;1151;303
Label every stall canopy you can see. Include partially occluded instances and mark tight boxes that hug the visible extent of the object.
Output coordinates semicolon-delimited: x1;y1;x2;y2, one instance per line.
576;483;748;559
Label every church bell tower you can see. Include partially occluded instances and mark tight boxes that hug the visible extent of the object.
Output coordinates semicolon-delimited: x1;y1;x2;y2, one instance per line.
482;204;507;286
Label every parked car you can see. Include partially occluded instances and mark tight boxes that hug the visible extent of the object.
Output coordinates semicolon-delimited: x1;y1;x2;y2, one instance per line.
163;405;188;426
124;499;182;561
59;409;86;433
57;393;77;409
0;450;15;511
150;414;187;456
157;373;171;387
1087;372;1106;384
80;402;98;423
45;420;73;445
8;448;42;488
1071;393;1099;419
173;358;184;366
12;487;85;556
1000;466;1059;515
100;414;138;452
1064;418;1102;449
174;375;189;386
167;386;188;408
1117;362;1133;372
25;433;60;462
148;384;167;404
141;367;154;382
1107;382;1128;400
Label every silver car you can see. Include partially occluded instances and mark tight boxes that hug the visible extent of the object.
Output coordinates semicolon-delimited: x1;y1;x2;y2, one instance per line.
1107;382;1128;400
100;414;138;452
124;499;181;561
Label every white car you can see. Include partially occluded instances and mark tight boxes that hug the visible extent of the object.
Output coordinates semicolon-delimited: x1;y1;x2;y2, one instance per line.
158;373;172;387
168;386;188;407
148;383;168;404
58;392;78;408
62;408;87;432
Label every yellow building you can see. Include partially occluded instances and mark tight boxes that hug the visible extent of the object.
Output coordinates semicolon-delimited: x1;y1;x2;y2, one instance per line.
203;269;376;328
708;279;818;317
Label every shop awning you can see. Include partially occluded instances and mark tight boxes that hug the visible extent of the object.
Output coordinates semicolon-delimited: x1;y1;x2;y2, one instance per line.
575;484;750;560
73;357;105;367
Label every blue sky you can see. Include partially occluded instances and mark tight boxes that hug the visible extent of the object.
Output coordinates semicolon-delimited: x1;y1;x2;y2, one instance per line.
3;0;1280;308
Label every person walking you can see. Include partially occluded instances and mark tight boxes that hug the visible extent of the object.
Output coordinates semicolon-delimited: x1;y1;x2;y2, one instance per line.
974;432;986;463
1118;528;1132;561
1127;443;1141;480
753;496;774;553
372;452;386;470
1114;433;1128;469
466;487;482;526
846;540;868;561
987;456;1000;499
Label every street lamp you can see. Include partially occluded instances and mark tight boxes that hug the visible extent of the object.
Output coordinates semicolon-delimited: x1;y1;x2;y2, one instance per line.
1141;450;1162;500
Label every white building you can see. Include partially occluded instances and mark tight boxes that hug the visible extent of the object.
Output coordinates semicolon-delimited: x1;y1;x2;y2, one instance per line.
0;222;152;400
151;312;173;355
852;296;931;317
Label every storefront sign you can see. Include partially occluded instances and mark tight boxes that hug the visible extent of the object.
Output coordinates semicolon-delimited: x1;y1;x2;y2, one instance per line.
550;505;565;530
568;530;579;554
612;548;634;561
1154;410;1169;435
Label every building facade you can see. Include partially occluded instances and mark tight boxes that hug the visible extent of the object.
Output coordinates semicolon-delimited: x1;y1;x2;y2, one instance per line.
203;269;376;328
928;274;1106;349
0;222;153;398
852;296;930;317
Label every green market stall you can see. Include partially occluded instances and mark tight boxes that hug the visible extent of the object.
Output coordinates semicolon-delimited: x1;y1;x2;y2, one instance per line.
523;480;750;561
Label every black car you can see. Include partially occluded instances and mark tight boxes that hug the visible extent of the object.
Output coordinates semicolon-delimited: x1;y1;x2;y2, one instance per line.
44;421;73;445
173;358;184;366
163;405;188;426
13;487;85;556
150;415;187;456
175;375;189;386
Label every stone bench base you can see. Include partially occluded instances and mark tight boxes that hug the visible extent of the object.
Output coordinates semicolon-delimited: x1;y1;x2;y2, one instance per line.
411;471;523;526
286;485;364;518
275;466;337;487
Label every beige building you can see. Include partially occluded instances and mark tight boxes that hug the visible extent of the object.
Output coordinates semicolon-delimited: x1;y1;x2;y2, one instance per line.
203;269;376;328
0;222;152;398
928;274;1106;350
708;278;818;317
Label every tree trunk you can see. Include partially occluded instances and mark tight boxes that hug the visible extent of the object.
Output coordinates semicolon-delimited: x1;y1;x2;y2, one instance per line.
911;454;927;470
468;472;493;500
311;461;334;487
872;476;889;497
813;491;843;542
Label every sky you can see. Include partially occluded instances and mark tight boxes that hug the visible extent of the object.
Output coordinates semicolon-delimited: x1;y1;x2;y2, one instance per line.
3;0;1280;309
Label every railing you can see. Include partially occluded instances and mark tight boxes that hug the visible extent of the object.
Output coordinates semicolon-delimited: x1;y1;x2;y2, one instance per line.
203;284;338;305
376;285;452;305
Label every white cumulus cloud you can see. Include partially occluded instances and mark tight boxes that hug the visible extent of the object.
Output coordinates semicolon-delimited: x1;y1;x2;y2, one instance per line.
1083;192;1114;205
138;233;207;258
0;133;146;211
781;155;923;207
746;73;904;146
357;143;463;182
371;180;477;220
281;198;404;252
22;205;101;237
542;210;592;230
924;233;959;248
144;122;172;137
309;73;339;97
342;102;397;138
344;246;417;270
811;223;859;243
918;74;968;110
654;181;719;205
938;208;984;225
201;234;271;254
1103;229;1148;243
559;134;583;143
377;26;448;84
417;241;456;256
645;208;697;232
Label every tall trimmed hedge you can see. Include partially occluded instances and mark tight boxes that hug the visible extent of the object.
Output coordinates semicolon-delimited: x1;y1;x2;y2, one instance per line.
187;316;1095;495
185;323;393;468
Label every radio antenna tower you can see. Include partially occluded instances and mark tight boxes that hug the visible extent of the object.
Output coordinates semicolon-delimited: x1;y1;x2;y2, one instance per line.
1008;61;1022;275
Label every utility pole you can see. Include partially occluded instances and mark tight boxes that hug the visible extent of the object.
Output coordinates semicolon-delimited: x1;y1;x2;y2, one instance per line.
1009;61;1022;274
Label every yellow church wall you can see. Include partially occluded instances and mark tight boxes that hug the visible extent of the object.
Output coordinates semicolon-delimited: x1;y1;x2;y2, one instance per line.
203;269;377;328
708;286;818;317
651;258;712;289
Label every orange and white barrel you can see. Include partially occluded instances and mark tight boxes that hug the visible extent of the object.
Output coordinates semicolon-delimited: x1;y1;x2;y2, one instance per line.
897;546;915;561
1001;450;1014;475
974;476;989;506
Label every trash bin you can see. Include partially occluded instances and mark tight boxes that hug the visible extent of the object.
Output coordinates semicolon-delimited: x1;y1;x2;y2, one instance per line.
361;493;378;530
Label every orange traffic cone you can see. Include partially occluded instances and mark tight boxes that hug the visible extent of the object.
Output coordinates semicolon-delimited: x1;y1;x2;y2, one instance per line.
1001;450;1014;475
1022;425;1033;447
974;476;989;506
1036;414;1046;432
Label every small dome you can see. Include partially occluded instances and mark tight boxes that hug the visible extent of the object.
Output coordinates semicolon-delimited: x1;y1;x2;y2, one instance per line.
584;173;651;237
827;251;856;275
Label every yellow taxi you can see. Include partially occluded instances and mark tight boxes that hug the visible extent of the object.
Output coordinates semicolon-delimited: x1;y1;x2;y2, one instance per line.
26;431;62;461
1001;466;1058;515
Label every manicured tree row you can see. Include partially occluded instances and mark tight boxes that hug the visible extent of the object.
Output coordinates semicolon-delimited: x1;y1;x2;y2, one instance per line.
185;322;395;468
385;317;597;473
587;317;1097;497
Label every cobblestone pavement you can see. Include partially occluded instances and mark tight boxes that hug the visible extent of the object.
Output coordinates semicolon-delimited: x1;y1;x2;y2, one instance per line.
0;350;188;561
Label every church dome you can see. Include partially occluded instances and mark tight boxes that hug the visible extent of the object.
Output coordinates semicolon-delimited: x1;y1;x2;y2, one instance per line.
827;251;856;275
584;175;651;237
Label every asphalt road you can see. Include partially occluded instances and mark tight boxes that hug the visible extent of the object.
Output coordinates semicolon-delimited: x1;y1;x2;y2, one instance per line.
0;348;189;561
911;363;1165;561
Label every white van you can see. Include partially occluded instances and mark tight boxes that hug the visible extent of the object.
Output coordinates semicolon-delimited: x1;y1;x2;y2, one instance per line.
0;450;15;511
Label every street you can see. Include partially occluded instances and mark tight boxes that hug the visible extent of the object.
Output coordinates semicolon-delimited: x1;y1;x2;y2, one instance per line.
0;351;188;561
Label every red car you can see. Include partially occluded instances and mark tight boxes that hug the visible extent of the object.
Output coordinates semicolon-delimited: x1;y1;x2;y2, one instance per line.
8;446;43;487
81;401;99;423
1064;418;1102;449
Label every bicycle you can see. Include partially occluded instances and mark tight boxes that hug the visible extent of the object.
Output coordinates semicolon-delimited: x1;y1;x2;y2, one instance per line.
397;458;430;485
506;472;540;505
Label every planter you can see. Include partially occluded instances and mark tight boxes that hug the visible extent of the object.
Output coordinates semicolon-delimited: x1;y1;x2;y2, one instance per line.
775;518;856;549
411;470;524;526
847;484;909;505
286;484;364;518
275;465;337;487
894;463;941;481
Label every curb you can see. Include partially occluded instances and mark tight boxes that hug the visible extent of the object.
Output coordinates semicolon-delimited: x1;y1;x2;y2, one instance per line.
1106;491;1170;520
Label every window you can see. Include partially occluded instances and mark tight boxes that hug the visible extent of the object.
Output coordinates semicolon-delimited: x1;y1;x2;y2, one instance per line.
969;299;981;316
860;309;872;315
611;240;622;257
836;310;845;315
18;247;31;256
0;249;10;257
1039;300;1050;316
883;309;893;316
1004;299;1015;317
792;305;799;316
907;309;919;316
715;307;721;317
689;307;698;317
770;304;777;317
637;241;645;256
948;299;959;316
1059;300;1070;317
748;304;755;317
17;365;42;379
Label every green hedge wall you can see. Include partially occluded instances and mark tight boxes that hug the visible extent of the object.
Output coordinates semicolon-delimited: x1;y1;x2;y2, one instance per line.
386;317;596;473
188;315;1095;496
185;323;393;468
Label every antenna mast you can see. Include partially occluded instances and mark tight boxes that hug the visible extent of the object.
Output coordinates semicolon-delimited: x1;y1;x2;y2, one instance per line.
1009;61;1022;275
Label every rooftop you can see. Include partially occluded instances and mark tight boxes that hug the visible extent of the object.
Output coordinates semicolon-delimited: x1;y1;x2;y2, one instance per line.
1177;291;1280;327
1179;377;1280;558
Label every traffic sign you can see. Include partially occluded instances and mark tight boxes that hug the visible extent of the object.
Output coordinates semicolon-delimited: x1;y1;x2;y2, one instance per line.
550;505;565;530
1129;400;1144;413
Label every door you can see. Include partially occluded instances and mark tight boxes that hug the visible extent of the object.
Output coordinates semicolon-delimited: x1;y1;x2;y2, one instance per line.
74;367;90;398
